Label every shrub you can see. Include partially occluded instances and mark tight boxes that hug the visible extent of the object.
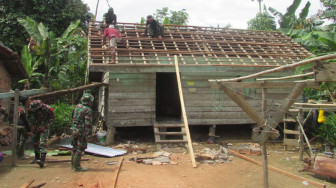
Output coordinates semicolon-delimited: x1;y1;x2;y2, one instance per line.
50;102;74;136
318;112;336;146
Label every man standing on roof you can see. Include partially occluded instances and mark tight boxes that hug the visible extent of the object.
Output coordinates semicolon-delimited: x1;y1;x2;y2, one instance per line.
71;93;94;172
26;100;55;168
103;7;117;28
103;25;125;64
17;97;31;160
143;15;164;40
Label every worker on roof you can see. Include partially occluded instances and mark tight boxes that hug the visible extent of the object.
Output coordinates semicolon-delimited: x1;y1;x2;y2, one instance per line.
26;100;55;168
103;25;127;64
71;93;94;172
103;7;117;29
143;15;164;40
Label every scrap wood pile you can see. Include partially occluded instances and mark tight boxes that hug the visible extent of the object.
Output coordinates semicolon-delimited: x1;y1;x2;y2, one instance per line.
0;126;13;146
195;146;231;164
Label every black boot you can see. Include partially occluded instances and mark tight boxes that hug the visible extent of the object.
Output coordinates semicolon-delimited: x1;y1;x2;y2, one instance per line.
30;152;40;164
36;153;46;168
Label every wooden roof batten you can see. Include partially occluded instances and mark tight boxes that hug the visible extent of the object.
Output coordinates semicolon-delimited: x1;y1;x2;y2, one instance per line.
87;21;311;68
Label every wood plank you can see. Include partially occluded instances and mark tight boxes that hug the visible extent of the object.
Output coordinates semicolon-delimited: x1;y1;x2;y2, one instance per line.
175;56;197;168
110;112;155;119
109;92;155;99
156;140;188;143
187;112;251;119
110;99;155;106
188;118;255;125
110;119;153;127
109;106;155;112
155;132;186;135
0;89;47;99
283;138;300;146
284;129;300;135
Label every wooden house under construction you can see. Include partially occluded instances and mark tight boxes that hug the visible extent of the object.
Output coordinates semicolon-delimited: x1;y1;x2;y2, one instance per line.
87;22;311;143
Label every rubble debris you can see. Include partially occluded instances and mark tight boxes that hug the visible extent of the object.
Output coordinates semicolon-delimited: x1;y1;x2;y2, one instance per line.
195;146;230;164
114;143;147;154
0;126;13;146
228;143;261;156
129;151;177;165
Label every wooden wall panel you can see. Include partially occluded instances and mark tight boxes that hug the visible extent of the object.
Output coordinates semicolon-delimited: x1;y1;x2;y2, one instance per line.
108;73;156;127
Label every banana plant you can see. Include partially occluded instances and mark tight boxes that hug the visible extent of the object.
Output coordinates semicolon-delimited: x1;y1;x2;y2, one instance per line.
268;0;311;29
19;46;42;89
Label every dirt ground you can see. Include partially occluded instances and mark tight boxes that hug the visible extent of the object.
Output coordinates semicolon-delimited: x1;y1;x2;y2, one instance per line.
1;126;336;188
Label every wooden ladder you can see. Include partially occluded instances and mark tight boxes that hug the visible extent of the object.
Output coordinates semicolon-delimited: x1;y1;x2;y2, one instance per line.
283;109;300;150
154;121;187;150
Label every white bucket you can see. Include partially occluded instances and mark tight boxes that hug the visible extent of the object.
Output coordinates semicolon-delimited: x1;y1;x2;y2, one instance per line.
97;130;107;145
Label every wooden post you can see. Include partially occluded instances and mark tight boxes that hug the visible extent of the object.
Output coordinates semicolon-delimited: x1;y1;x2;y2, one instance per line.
174;56;197;168
298;109;304;161
11;89;19;167
262;87;267;119
94;0;100;21
262;144;269;188
257;82;307;145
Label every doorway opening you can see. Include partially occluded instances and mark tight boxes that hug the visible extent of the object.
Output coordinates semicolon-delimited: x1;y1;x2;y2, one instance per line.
156;73;181;121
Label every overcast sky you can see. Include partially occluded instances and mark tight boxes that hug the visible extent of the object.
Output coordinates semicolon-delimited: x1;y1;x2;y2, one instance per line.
82;0;324;29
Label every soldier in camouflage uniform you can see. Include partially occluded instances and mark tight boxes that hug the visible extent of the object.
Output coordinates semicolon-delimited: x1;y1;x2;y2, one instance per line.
26;100;55;168
71;93;94;172
17;97;31;159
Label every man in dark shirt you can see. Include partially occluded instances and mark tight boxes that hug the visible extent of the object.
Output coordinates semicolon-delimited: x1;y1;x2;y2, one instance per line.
144;15;164;39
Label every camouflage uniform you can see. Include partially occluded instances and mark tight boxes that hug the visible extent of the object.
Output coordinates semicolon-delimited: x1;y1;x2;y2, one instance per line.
17;105;30;158
71;93;94;172
26;100;55;167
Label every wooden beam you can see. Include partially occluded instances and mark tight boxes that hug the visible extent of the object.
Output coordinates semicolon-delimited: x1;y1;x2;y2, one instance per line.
174;56;197;168
210;53;336;82
256;72;314;81
219;83;265;127
112;157;124;188
262;144;269;188
0;89;47;99
30;82;108;99
257;82;307;145
314;62;336;82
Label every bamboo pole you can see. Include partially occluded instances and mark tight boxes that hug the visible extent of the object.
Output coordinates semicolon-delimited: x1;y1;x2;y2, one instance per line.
262;144;269;188
11;89;19;167
174;55;197;168
257;72;315;81
95;0;100;21
210;53;336;82
257;82;307;145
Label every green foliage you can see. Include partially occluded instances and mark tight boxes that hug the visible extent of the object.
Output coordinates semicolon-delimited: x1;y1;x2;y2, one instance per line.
20;46;42;89
0;0;93;52
17;17;87;93
153;7;189;25
50;102;75;136
319;0;336;21
268;0;311;29
318;112;336;145
248;12;276;31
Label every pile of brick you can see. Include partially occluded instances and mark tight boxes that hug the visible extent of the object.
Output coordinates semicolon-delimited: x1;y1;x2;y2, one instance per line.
0;126;13;146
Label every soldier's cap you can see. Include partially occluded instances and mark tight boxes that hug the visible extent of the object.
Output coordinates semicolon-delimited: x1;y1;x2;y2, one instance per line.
29;100;42;110
108;7;114;12
81;93;94;106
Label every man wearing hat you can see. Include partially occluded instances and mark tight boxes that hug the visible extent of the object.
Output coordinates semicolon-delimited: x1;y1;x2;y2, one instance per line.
143;15;164;39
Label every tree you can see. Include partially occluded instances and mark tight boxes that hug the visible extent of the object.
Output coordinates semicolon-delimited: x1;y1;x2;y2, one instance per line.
19;46;42;89
248;6;276;31
153;7;189;25
0;0;93;52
